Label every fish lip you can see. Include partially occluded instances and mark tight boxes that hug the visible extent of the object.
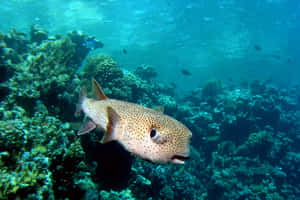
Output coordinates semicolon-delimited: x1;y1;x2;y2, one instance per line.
171;154;190;164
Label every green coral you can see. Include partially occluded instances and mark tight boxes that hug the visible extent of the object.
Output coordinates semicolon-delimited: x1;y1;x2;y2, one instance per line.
0;159;53;200
83;54;124;89
82;54;140;101
2;29;103;119
4;33;86;119
0;95;91;199
9;50;75;100
100;189;135;200
0;107;55;199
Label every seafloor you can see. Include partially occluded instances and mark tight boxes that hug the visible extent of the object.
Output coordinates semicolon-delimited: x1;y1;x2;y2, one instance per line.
0;26;300;200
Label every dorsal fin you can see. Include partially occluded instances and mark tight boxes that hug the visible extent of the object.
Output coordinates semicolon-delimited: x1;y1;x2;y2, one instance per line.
92;79;108;100
102;106;120;143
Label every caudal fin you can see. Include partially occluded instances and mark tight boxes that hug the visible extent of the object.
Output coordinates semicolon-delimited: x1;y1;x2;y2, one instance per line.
74;87;87;117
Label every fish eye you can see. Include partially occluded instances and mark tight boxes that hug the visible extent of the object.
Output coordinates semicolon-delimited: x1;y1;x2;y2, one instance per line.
150;128;156;138
150;128;167;144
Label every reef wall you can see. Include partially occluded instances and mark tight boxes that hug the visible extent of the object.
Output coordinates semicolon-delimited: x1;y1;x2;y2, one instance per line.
0;27;299;200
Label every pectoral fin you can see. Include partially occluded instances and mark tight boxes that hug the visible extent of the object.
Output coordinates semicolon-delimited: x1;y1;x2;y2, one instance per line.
102;106;120;143
78;118;96;135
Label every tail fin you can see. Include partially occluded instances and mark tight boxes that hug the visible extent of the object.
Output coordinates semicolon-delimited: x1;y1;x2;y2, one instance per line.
75;87;87;117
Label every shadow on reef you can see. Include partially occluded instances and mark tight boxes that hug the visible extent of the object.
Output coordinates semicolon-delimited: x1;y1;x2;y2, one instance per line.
50;146;86;199
80;131;133;189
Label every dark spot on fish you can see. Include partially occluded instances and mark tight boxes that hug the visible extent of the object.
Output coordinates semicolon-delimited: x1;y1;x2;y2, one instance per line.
122;48;127;54
181;69;192;76
254;44;262;51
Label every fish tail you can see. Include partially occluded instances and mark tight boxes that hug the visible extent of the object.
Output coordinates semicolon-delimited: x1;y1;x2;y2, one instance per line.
74;87;87;117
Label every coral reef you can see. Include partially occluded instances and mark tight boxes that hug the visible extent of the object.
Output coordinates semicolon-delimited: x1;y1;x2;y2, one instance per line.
1;27;103;120
202;80;223;99
0;27;299;200
30;25;48;45
82;54;176;108
0;103;83;199
83;54;124;90
0;28;101;199
180;81;300;199
133;64;157;81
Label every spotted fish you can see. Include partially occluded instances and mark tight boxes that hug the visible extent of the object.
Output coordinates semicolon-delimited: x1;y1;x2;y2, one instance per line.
75;79;192;164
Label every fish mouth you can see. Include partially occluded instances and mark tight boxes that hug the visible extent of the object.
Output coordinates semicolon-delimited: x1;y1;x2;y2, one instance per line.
171;154;190;164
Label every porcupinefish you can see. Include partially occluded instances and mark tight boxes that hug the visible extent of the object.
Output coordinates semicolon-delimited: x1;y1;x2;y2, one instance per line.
75;79;192;164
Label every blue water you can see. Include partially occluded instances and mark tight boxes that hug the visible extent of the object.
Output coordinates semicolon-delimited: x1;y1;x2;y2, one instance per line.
1;0;299;92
